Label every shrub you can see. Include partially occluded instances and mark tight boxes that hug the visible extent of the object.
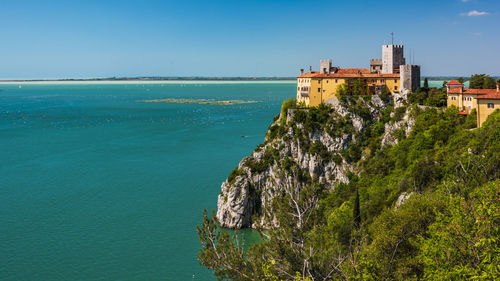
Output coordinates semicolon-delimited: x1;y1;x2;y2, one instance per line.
228;167;245;185
280;98;297;126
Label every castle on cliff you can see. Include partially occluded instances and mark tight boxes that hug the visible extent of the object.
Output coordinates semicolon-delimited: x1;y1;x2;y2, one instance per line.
297;44;421;106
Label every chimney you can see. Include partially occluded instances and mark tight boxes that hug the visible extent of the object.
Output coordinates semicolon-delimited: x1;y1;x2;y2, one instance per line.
309;65;312;72
300;68;304;75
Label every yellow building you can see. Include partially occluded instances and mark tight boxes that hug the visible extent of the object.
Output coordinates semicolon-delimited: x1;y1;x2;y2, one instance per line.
297;69;400;107
476;93;500;127
296;44;420;107
446;80;500;127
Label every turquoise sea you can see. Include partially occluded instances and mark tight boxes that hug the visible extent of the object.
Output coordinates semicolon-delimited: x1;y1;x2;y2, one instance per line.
0;82;295;280
0;79;457;280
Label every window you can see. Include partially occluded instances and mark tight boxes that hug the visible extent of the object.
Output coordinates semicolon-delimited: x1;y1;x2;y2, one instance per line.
394;79;397;83
326;80;329;83
381;79;385;83
395;86;398;90
335;79;338;83
372;79;376;83
318;88;320;92
488;103;494;108
297;87;300;90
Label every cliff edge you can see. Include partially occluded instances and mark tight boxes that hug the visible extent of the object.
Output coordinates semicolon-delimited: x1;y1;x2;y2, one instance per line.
217;93;413;229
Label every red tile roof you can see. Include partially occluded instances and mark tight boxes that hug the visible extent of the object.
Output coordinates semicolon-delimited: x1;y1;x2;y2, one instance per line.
448;88;499;95
297;69;399;79
458;111;468;115
336;68;370;74
446;80;462;85
475;93;500;100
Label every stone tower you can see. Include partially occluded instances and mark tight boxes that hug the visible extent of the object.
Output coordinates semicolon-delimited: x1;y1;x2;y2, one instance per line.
320;59;332;74
382;45;405;74
400;65;421;92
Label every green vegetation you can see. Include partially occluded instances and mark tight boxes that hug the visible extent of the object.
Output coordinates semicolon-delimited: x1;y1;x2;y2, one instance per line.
228;167;245;185
198;92;500;280
408;87;447;107
423;78;429;91
245;147;280;174
280;98;297;126
470;74;498;89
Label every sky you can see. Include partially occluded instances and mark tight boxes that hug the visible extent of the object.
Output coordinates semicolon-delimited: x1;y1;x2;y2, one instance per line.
0;0;499;79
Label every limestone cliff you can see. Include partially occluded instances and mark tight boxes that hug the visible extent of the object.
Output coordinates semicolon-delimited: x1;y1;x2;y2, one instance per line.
216;94;413;229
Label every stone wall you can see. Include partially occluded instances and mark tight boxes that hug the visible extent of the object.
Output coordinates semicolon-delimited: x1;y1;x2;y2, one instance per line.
320;59;332;74
382;45;405;74
400;64;421;92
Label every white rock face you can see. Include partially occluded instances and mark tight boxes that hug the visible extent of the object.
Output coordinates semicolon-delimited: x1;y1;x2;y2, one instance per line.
216;94;410;229
392;89;410;108
395;192;414;209
381;108;415;147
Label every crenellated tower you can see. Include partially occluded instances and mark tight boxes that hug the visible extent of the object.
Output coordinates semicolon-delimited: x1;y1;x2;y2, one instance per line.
382;44;405;74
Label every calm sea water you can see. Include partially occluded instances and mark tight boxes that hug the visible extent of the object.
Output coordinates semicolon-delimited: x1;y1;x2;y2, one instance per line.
0;82;295;280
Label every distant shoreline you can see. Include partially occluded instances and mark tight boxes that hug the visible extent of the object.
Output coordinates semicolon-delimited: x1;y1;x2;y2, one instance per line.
0;80;296;85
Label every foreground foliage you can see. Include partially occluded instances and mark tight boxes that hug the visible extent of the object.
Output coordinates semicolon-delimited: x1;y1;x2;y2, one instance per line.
197;94;500;280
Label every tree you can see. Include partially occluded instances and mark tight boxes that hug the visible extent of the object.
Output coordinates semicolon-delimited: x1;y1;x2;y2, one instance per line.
353;79;362;95
353;189;361;229
418;180;500;280
457;77;465;84
423;78;429;91
280;98;297;126
483;76;497;89
470;74;485;89
469;74;496;89
197;209;258;281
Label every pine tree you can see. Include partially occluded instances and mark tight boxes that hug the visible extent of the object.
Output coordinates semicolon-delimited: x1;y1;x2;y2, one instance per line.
353;189;361;229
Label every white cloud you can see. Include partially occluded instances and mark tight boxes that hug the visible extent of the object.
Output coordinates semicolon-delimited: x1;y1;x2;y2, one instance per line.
460;10;489;16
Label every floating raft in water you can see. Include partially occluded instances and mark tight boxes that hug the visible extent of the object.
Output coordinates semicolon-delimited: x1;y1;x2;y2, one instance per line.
137;98;262;105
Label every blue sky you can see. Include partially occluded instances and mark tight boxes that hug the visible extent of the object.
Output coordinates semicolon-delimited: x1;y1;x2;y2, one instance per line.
0;0;498;78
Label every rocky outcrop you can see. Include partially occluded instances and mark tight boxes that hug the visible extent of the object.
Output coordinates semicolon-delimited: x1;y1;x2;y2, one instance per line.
381;108;415;147
395;192;414;209
217;94;412;229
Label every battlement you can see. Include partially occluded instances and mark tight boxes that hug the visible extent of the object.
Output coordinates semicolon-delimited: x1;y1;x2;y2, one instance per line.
383;44;404;49
320;59;333;74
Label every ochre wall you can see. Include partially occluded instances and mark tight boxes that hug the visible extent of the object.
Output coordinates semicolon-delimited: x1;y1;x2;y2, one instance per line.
309;78;323;107
447;94;459;107
321;78;346;101
477;99;500;127
384;78;400;93
298;76;401;107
